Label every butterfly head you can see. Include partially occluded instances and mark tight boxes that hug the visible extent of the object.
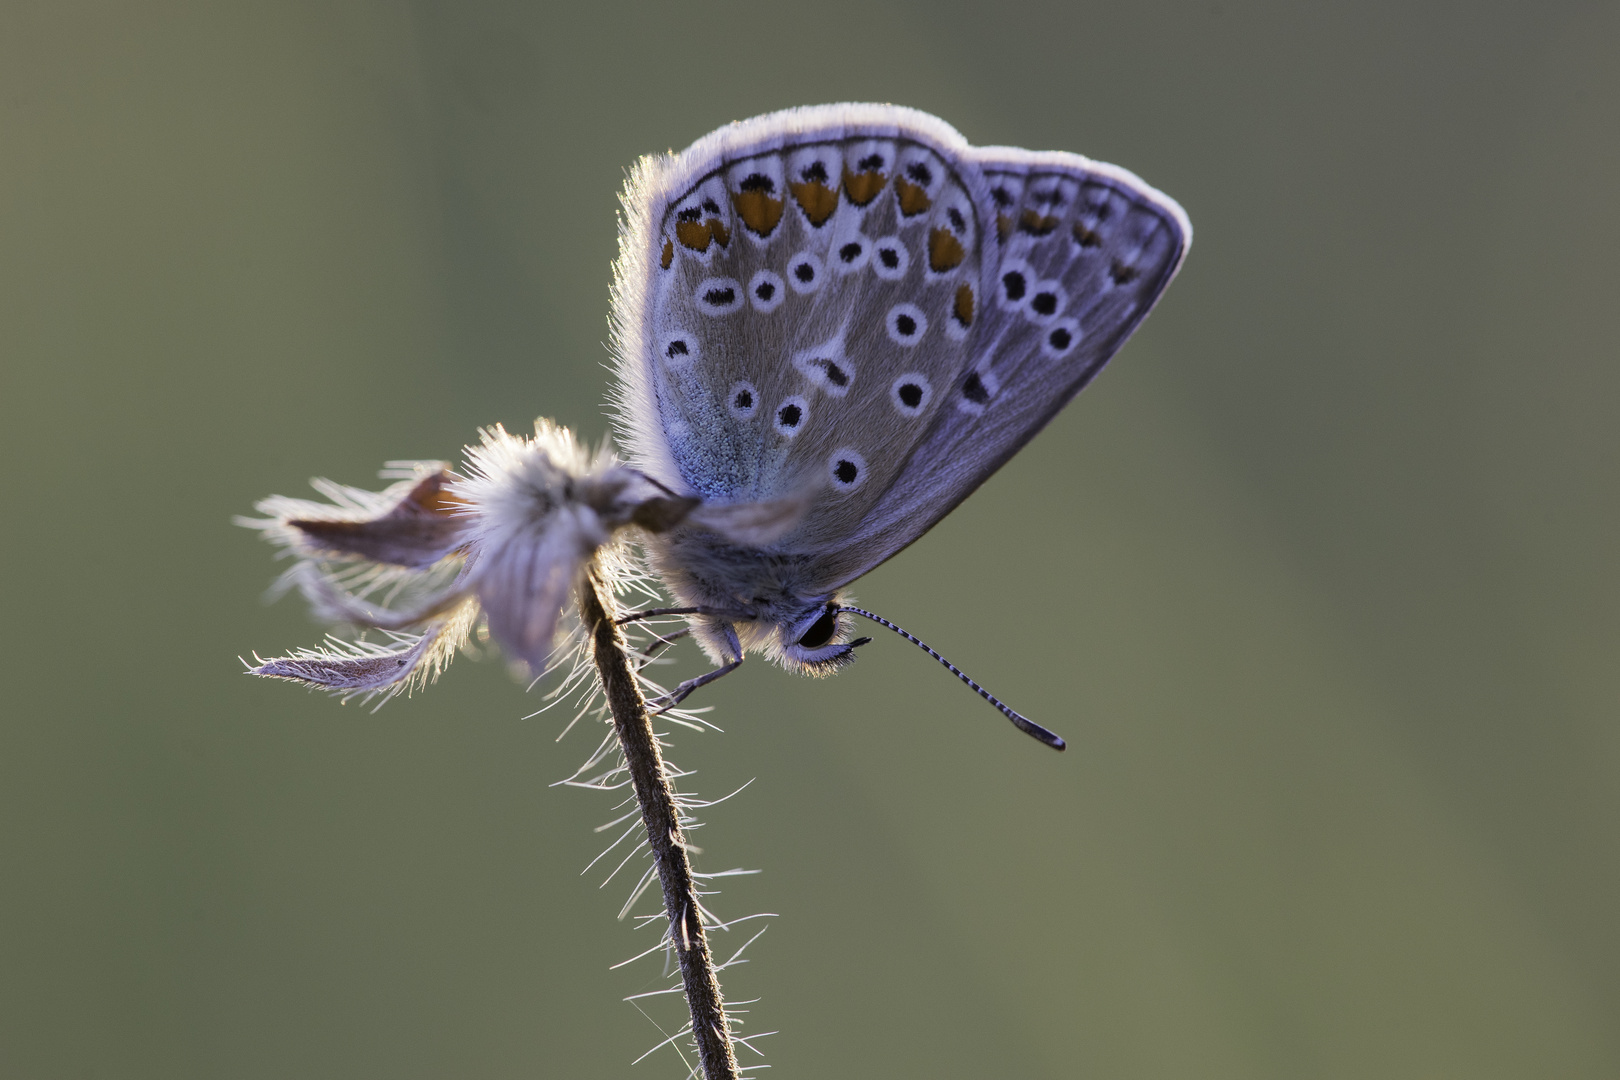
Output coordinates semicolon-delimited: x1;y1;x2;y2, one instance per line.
772;598;869;675
689;593;865;676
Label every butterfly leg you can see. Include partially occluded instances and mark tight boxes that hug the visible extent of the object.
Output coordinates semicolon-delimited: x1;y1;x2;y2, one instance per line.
648;624;743;713
634;628;690;672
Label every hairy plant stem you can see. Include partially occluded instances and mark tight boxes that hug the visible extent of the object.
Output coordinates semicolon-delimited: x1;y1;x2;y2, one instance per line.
579;567;739;1080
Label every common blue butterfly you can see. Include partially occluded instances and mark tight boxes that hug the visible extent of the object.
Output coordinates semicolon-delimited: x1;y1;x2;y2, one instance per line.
244;104;1190;750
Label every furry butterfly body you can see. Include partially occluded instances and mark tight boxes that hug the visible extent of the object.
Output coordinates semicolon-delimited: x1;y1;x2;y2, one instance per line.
611;104;1189;682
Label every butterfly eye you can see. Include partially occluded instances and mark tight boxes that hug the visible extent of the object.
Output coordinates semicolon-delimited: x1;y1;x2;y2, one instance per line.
871;237;909;281
795;606;839;649
885;303;927;347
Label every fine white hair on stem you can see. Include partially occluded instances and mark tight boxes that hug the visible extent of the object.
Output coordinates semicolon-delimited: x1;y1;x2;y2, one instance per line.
539;584;774;1075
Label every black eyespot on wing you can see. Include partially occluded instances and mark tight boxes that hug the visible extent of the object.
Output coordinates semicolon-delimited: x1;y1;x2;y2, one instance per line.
797;606;837;648
1109;260;1140;285
822;361;849;387
703;285;736;306
739;173;775;193
1001;270;1027;302
802;161;829;183
755;279;776;301
1031;291;1058;316
946;207;966;231
728;380;759;417
676;206;702;222
839;242;863;263
834;459;859;485
858;153;884;170
895;313;916;336
899;382;923;407
778;402;802;427
990;186;1014;207
962;372;991;404
666;339;689;358
794;261;815;283
905;162;932;186
701;197;721;215
1048;327;1072;350
879;248;900;269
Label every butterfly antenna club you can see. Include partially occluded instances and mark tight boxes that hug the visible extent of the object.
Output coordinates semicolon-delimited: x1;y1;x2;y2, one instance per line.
835;607;1066;750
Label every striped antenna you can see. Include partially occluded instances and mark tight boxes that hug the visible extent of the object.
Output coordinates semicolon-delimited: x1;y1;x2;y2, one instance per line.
835;606;1066;751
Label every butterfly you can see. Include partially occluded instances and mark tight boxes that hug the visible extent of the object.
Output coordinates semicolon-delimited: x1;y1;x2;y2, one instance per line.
243;104;1189;750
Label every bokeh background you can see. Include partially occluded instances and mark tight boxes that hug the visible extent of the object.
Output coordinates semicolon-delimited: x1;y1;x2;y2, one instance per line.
3;2;1616;1076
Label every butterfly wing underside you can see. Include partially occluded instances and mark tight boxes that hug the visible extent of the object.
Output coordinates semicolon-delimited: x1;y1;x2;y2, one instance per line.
610;105;1188;592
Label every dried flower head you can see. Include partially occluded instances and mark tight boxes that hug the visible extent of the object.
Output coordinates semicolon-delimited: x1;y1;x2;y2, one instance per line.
240;419;725;701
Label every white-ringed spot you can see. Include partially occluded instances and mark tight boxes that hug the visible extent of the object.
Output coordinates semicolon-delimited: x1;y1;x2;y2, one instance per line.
1041;318;1082;360
828;448;867;492
748;269;785;313
800;356;853;397
728;381;759;419
832;238;870;274
885;303;927;347
871;236;909;281
890;373;932;417
658;331;699;365
774;395;809;437
1025;279;1067;323
787;251;824;295
956;368;1000;415
995;259;1034;313
695;277;743;315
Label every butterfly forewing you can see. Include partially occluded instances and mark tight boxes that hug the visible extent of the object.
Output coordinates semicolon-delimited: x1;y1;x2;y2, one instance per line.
640;127;984;550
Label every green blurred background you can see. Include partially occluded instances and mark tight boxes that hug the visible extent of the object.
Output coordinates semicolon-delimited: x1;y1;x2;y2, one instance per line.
3;2;1616;1076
